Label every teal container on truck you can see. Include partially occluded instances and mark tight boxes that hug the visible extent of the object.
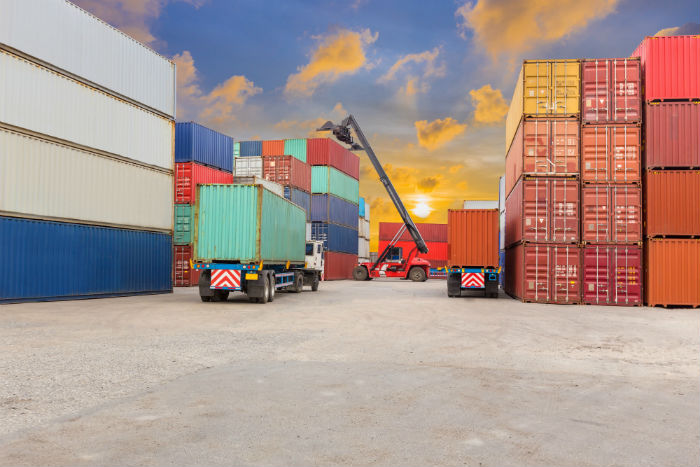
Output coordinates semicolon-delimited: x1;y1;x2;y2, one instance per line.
311;166;359;204
174;204;194;245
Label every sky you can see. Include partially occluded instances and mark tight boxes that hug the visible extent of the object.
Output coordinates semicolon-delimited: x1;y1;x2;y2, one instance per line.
74;0;699;250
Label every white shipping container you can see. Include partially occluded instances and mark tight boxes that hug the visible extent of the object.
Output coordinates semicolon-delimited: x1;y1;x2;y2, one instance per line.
234;156;263;178
364;203;370;221
0;0;176;117
358;218;370;239
499;175;506;213
0;50;173;170
358;238;370;259
0;128;173;231
463;200;498;210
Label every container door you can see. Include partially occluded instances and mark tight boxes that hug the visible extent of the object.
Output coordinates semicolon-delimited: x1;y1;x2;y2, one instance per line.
523;245;550;301
550;180;579;243
612;59;641;122
551;61;580;115
522;179;549;242
582;60;610;122
581;126;609;182
522;120;550;175
582;185;610;243
523;62;550;115
550;246;580;304
583;246;610;304
612;246;642;305
551;119;579;175
610;125;641;183
611;185;642;243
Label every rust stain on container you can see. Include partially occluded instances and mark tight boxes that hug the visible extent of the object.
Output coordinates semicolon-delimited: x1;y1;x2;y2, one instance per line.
447;209;499;268
581;58;641;123
581;124;641;183
645;239;700;307
645;102;700;169
581;184;642;244
582;245;642;306
645;170;700;237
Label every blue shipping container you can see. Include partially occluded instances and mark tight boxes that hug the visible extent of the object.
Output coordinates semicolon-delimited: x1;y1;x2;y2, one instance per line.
284;186;311;221
0;216;172;303
359;197;366;218
239;140;262;157
310;222;358;254
175;122;233;172
310;194;358;228
499;249;505;288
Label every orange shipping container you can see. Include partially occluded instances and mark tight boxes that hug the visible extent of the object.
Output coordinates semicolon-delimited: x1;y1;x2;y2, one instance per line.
581;184;642;244
447;209;499;268
261;139;285;156
645;170;700;237
581;124;641;183
645;239;700;307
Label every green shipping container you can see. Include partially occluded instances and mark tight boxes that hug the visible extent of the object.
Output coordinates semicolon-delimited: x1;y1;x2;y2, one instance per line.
194;184;306;263
284;138;307;162
174;204;194;245
233;141;240;157
311;166;359;204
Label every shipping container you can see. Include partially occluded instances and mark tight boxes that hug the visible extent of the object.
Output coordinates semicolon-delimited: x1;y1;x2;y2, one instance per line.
499;249;505;288
239;141;262;157
0;216;172;303
232;176;284;198
645;102;700;169
506;59;581;151
581;58;641;123
311;166;359;204
582;245;642;306
498;176;506;212
194;184;306;263
359;218;370;239
447;209;499;268
505;178;580;247
358;237;370;259
234;156;262;178
0;128;172;231
310;222;358;254
307;138;360;179
263;155;311;192
505;243;580;304
463;200;498;209
261;139;284;156
378;222;448;242
324;251;357;280
0;0;176;117
310;194;358;228
174;244;199;287
377;240;448;266
631;35;700;101
175;162;233;204
505;117;580;196
284;138;307;162
645;238;700;307
581;124;642;183
364;202;371;221
174;122;233;172
645;170;700;237
233;142;240;157
581;184;642;244
174;204;193;245
0;50;174;170
284;186;311;221
359;197;366;218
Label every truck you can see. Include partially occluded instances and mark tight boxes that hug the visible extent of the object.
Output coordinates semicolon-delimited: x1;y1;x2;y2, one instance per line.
192;183;323;303
446;208;501;298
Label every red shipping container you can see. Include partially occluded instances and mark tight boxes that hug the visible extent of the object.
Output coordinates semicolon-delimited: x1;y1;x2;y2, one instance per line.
645;102;700;169
581;124;642;183
581;184;642;244
645;170;700;237
174;245;199;287
447;209;499;268
324;251;357;280
262;155;311;192
581;58;641;123
582;245;642;306
631;35;700;101
262;140;284;156
377;240;448;266
505;178;579;247
307;138;360;179
378;222;447;242
505;243;581;304
175;162;234;204
505;118;579;197
645;239;700;307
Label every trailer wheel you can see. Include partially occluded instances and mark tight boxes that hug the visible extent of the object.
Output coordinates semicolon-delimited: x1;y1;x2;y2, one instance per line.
291;272;303;293
201;296;212;302
268;273;276;302
409;267;427;282
211;290;229;302
249;297;258;303
352;266;368;281
259;276;269;304
311;273;320;291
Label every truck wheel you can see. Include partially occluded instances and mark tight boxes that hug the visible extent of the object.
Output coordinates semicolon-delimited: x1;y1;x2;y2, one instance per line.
353;266;368;281
201;296;211;302
311;273;320;291
259;276;269;304
409;267;427;282
447;273;461;297
292;272;303;293
211;290;229;302
268;273;276;302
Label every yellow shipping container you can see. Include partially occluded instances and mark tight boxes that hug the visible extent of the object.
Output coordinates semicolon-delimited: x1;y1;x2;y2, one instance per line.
505;59;580;152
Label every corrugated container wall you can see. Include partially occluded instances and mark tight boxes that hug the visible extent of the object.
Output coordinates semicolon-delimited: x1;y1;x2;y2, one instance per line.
310;222;359;254
447;209;499;268
311;166;359;204
359;198;366;218
580;124;641;183
378;222;448;242
175;162;233;204
174;244;199;287
262;140;284;156
263;155;311;192
0;0;176;117
645;171;700;237
581;58;641;123
0;216;172;303
644;102;700;169
234;156;262;178
645;239;700;307
284;186;311;221
239;141;262;157
631;35;700;101
310;194;359;228
0;128;173;231
284;138;307;163
324;252;357;280
173;204;193;245
307;138;360;179
194;185;306;263
174;122;233;172
582;245;642;306
0;50;174;170
581;184;642;244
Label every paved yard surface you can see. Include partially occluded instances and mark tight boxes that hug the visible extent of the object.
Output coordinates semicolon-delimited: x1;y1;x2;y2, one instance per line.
0;280;698;466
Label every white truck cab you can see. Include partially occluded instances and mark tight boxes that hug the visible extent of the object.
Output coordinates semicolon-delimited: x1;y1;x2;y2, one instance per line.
305;241;325;273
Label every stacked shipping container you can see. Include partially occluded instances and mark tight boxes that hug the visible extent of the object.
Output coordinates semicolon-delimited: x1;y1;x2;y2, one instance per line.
0;0;175;302
378;223;448;268
358;198;371;263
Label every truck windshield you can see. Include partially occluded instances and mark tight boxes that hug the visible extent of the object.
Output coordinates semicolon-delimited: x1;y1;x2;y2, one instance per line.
305;243;314;255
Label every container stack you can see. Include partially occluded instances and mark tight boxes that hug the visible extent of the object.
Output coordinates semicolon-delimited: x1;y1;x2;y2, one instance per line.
378;223;448;268
504;60;582;304
632;35;700;307
579;58;643;305
0;1;175;302
358;198;371;263
498;177;506;288
173;122;234;287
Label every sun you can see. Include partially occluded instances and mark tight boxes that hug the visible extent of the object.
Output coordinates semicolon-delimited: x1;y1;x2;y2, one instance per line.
412;200;432;218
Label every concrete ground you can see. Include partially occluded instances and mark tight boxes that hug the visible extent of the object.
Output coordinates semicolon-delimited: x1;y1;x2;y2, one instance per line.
0;280;698;466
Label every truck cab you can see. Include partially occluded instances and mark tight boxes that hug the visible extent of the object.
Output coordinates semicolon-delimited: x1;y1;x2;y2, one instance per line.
305;241;324;273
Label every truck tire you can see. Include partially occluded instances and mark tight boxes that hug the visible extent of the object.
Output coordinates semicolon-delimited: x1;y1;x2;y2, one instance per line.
201;296;211;302
311;273;320;291
211;290;229;302
292;272;303;293
259;276;269;304
268;273;276;302
409;267;427;282
353;266;369;281
447;273;461;297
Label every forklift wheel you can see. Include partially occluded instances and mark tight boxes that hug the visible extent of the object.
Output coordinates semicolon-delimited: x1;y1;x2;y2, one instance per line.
409;267;427;282
352;266;369;281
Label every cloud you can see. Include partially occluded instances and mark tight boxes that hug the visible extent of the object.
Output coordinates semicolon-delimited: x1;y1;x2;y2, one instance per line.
456;0;618;60
414;118;467;151
469;84;508;124
448;164;464;174
285;28;378;98
379;47;445;96
654;22;700;36
274;102;347;137
417;175;442;192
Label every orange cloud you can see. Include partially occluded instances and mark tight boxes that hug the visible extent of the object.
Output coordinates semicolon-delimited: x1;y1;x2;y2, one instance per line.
274;103;347;137
448;164;464;174
469;84;508;124
414;118;467;151
379;47;445;96
417;175;442;192
285;28;378;97
456;0;618;60
654;27;679;36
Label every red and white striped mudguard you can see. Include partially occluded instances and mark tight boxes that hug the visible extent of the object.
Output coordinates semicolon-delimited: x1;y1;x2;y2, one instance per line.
461;272;484;288
210;269;242;290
